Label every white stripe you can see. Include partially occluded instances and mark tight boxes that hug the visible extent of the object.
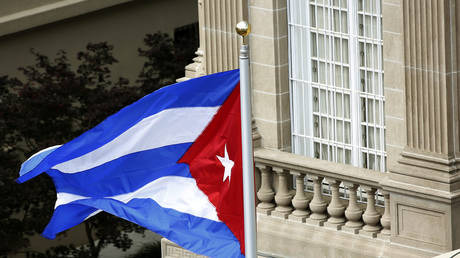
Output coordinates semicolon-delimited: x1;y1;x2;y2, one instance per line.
55;176;219;222
53;107;219;174
26;145;62;161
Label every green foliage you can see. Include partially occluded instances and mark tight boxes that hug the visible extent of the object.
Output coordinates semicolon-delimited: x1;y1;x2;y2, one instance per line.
0;31;197;258
137;32;196;93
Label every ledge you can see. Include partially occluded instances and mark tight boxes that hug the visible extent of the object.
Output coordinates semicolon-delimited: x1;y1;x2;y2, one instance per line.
257;214;438;258
0;0;134;37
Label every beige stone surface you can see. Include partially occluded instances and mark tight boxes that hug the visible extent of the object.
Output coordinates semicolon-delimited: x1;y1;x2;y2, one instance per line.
249;0;287;10
257;214;437;258
250;36;287;66
253;91;279;121
382;1;403;34
253;91;290;122
385;144;404;170
385;116;407;146
388;192;457;252
384;89;406;121
248;0;290;151
383;31;404;63
383;60;405;90
251;62;289;93
255;120;291;151
383;0;401;6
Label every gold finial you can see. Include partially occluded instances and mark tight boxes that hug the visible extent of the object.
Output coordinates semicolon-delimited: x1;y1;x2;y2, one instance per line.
236;21;250;37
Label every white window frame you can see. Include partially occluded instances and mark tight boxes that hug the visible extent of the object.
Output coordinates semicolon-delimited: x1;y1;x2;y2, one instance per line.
287;0;386;172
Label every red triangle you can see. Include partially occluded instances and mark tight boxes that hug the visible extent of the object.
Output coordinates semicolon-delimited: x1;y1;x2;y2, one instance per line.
179;83;244;254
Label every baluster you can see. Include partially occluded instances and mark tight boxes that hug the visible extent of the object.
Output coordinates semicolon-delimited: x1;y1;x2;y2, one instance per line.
289;172;310;222
380;190;391;237
361;186;381;237
256;164;275;215
307;175;328;226
325;178;345;229
343;183;363;234
272;167;293;219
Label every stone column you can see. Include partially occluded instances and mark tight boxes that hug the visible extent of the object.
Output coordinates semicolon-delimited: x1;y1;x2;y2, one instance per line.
179;0;247;81
272;167;293;219
383;0;460;252
256;164;275;215
343;183;363;234
306;175;328;226
380;190;391;237
324;178;345;230
360;187;381;238
289;172;310;222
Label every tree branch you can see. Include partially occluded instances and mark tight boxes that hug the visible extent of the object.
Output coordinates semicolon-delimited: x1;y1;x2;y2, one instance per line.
84;221;95;252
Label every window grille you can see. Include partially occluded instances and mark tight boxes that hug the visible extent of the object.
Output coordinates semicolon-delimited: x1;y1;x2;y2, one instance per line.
288;0;386;172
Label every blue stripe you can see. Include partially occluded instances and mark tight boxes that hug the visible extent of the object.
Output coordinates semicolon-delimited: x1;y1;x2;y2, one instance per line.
17;69;239;183
47;143;193;197
19;146;60;176
43;198;243;258
42;204;98;239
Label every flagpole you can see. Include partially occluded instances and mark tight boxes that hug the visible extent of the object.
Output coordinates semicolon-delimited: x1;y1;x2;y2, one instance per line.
236;21;257;258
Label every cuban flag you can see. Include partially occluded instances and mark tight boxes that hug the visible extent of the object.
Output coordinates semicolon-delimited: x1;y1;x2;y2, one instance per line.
17;70;245;258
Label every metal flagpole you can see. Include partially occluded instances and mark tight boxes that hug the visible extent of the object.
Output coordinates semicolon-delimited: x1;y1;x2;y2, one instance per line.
236;21;257;258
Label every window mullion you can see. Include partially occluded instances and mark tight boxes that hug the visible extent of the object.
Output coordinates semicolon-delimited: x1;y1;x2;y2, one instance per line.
305;0;313;158
348;0;361;168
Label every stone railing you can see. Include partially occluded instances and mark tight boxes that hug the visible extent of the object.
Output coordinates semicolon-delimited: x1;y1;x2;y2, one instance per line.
254;148;391;238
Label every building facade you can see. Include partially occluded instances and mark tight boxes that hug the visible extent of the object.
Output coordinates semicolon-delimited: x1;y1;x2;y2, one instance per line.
167;0;460;257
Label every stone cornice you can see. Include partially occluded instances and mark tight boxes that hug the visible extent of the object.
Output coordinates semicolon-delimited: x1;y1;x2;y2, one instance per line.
0;0;134;38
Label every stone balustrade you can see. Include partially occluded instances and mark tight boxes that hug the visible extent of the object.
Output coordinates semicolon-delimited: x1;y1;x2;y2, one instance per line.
254;148;390;239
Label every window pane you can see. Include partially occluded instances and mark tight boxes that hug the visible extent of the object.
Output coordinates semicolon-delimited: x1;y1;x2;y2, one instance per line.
313;87;319;112
368;99;374;124
343;66;350;88
320;89;327;113
314;115;320;137
322;143;328;160
342;39;349;63
337;120;344;142
344;94;350;119
311;33;318;57
345;149;351;164
321;117;328;139
337;147;344;163
312;60;318;82
289;0;386;172
369;127;375;148
335;92;343;117
310;5;316;28
344;122;351;144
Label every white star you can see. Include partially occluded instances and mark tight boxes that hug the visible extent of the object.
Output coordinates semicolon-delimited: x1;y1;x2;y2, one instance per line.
216;144;234;183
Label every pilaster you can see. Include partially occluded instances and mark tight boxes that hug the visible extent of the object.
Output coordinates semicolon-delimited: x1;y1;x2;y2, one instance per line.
384;0;460;252
248;0;290;151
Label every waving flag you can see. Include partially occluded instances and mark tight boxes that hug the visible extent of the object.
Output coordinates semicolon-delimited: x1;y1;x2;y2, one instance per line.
17;70;245;258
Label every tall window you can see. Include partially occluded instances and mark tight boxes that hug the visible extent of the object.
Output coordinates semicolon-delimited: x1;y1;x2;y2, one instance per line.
288;0;386;172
